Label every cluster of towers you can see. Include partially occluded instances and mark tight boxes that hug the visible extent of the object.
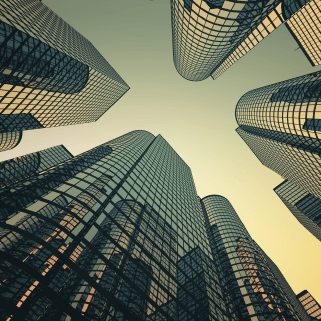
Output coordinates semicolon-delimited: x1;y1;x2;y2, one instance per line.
0;0;320;320
171;0;321;244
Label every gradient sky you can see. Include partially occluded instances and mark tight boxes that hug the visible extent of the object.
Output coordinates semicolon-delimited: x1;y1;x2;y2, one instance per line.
1;0;320;302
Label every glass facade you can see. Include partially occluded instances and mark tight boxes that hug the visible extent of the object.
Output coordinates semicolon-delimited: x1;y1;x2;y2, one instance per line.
0;0;129;137
0;130;22;152
0;145;73;188
211;0;321;79
171;0;279;81
283;0;321;66
201;195;300;321
211;4;283;79
274;180;321;242
297;290;321;320
0;130;230;321
257;241;311;321
236;70;321;199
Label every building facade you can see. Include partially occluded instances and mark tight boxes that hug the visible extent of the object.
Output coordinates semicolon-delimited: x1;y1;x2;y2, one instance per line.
201;195;301;321
274;180;321;242
236;70;321;199
282;0;321;66
211;0;321;79
297;290;321;320
258;241;311;321
0;144;73;188
171;0;279;81
0;0;129;152
0;130;230;321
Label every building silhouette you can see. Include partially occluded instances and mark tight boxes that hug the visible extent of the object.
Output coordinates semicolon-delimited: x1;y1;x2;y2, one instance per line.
0;0;129;152
236;70;321;202
171;0;279;81
201;195;301;321
297;290;321;320
211;0;321;79
0;130;231;321
0;145;73;188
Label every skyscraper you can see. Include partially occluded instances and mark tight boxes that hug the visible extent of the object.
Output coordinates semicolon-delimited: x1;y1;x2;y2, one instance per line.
258;241;311;321
0;145;73;188
282;0;321;66
0;130;230;321
0;0;129;152
211;4;284;80
274;180;321;242
211;0;321;79
201;195;301;320
297;290;321;320
171;0;279;81
235;70;321;199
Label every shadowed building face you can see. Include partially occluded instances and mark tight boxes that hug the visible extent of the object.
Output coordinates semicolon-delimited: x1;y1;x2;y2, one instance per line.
171;0;280;81
0;145;73;188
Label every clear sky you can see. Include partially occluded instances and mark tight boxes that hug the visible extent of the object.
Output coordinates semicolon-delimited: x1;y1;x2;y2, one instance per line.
2;0;320;301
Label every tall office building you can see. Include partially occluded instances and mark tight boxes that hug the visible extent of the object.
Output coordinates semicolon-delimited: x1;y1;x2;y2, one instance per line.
0;0;129;152
0;145;73;188
297;290;321;320
274;180;321;242
236;70;321;199
211;0;321;79
171;0;279;81
201;195;300;321
0;130;231;321
283;0;321;66
258;241;311;321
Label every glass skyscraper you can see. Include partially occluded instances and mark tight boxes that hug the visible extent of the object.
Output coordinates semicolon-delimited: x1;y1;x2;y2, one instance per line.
0;0;129;152
282;0;321;66
274;180;321;242
0;130;230;321
171;0;279;81
211;0;321;79
0;145;73;188
201;195;300;321
236;70;321;200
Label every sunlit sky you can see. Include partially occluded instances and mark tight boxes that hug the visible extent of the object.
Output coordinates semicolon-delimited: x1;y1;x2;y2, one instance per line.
2;0;320;302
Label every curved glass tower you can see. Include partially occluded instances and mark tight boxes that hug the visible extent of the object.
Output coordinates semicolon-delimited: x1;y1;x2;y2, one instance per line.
236;70;321;199
201;195;300;321
171;0;280;81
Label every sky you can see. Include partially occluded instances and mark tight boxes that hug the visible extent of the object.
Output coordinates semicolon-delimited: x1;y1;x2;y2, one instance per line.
1;0;320;302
